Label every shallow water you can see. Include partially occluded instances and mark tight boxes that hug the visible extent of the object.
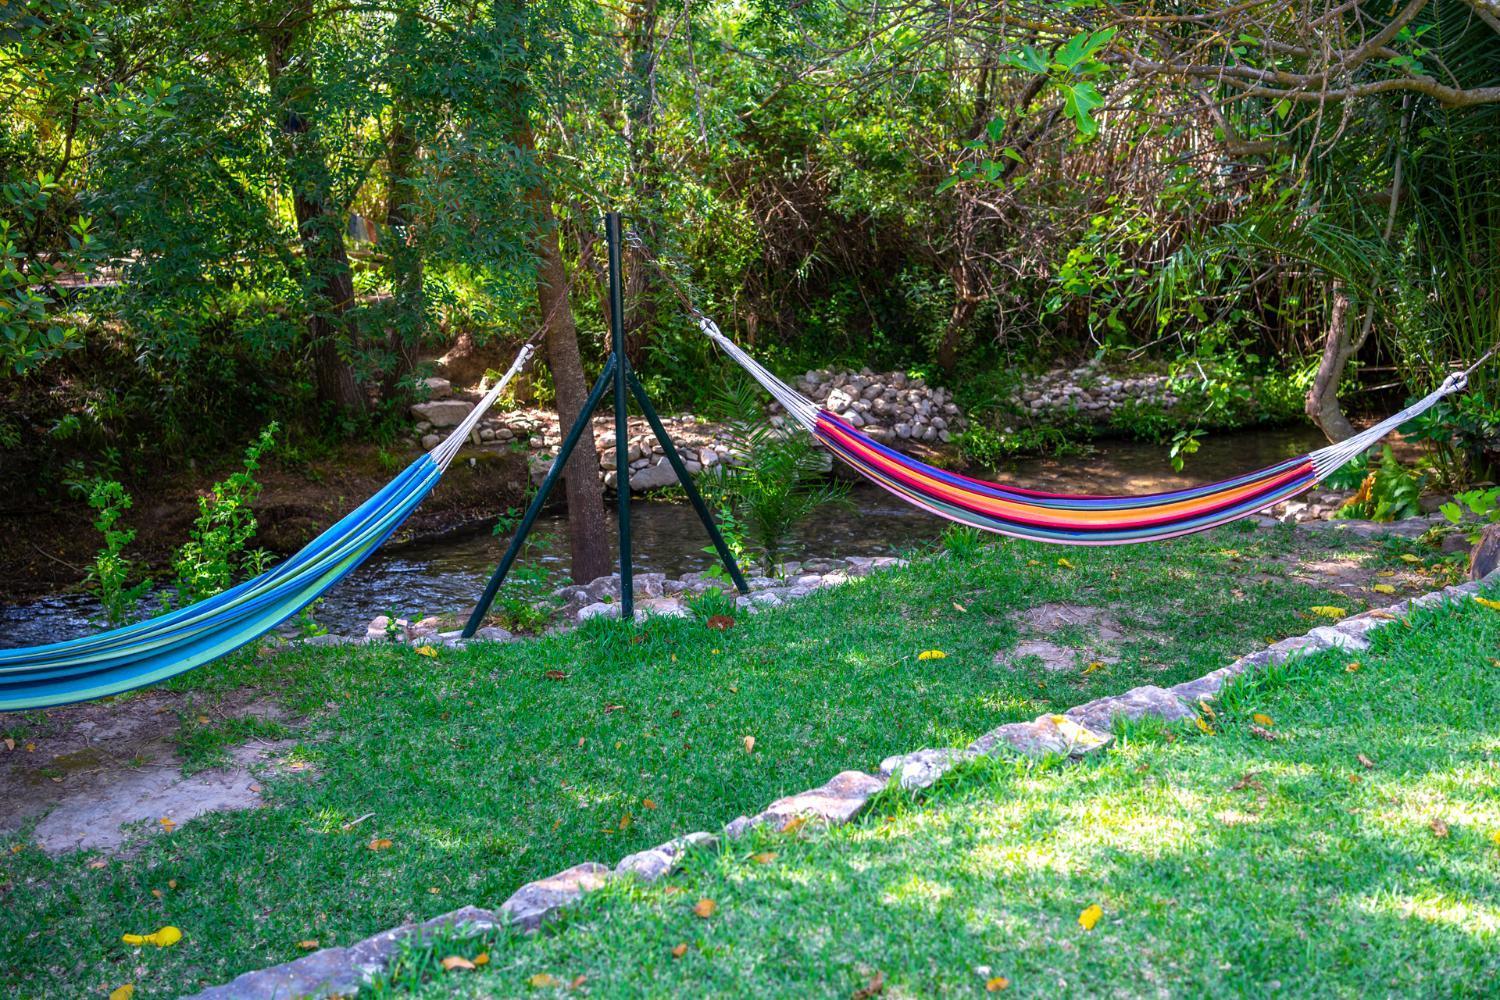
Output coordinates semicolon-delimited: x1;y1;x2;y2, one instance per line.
0;425;1328;647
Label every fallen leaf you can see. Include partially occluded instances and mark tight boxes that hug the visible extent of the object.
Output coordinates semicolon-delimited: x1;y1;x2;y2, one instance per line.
1357;753;1376;770
1252;713;1274;727
1310;606;1348;620
296;939;319;950
429;886;440;894
1474;596;1500;611
1376;569;1396;577
1490;830;1500;848
1372;583;1397;595
952;602;967;612
706;615;736;630
1399;553;1422;563
25;742;35;752
109;987;135;1000
1082;661;1105;675
692;898;718;918
474;953;490;966
88;859;107;870
986;977;1011;992
604;703;624;713
414;645;438;658
121;926;181;948
1345;661;1362;672
151;889;163;899
1431;818;1450;838
1198;699;1216;720
528;973;563;988
2;738;12;751
159;817;176;833
441;955;476;971
1369;610;1398;620
671;942;688;958
642;798;658;810
1078;904;1103;931
743;735;756;754
1194;717;1213;735
1230;773;1264;792
1027;559;1040;566
751;852;778;864
781;815;808;835
196;715;210;724
368;838;393;851
618;813;632;830
571;975;587;988
917;649;947;661
852;970;886;999
167;879;177;889
1057;557;1075;569
544;670;568;681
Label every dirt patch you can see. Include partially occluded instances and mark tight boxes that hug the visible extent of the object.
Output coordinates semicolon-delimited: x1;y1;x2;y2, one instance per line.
0;690;302;854
996;603;1126;673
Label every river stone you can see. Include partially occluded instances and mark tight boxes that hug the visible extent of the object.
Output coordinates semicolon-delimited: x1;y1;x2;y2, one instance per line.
1306;624;1370;652
1470;523;1500;580
726;770;886;838
499;863;611;933
1265;633;1332;663
879;748;975;790
410;399;474;428
1066;685;1195;733
629;459;678;491
421;376;452;399
969;714;1112;759
616;831;716;883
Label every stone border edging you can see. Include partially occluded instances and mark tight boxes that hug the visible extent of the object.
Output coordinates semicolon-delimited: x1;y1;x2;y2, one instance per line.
188;561;1498;999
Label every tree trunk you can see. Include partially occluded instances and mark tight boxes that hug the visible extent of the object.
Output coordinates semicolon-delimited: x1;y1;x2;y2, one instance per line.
535;204;612;584
382;112;423;400
1306;285;1359;442
262;2;366;415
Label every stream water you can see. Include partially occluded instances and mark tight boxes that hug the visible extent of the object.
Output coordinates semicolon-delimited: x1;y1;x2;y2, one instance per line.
0;425;1327;647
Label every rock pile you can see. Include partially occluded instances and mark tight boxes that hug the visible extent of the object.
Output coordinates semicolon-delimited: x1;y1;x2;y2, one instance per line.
784;369;966;444
1019;360;1181;420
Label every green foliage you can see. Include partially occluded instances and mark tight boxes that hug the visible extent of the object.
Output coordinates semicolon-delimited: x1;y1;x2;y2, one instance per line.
170;425;278;604
82;478;150;626
1332;446;1424;522
698;377;850;571
1440;487;1500;541
953;423;1091;470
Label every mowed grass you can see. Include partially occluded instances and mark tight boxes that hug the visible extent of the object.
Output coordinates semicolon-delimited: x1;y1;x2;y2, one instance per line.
0;523;1462;998
387;583;1500;999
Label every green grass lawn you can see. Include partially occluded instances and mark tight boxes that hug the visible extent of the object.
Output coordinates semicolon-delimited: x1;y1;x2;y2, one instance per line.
0;523;1470;998
384;581;1500;999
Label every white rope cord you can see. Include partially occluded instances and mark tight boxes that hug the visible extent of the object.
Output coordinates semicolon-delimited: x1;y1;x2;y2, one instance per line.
1307;370;1466;479
429;343;536;471
697;316;822;429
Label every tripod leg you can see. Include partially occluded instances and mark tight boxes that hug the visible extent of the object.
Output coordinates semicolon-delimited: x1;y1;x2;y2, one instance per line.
626;371;750;595
462;356;617;637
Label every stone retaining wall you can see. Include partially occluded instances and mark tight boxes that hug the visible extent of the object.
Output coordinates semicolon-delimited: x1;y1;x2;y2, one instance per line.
1018;359;1182;420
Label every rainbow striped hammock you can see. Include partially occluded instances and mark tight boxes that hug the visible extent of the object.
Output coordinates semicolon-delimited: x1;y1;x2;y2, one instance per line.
697;316;1471;545
0;346;535;712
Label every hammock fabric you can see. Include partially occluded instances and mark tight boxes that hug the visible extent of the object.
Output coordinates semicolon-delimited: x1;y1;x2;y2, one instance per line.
696;316;1471;545
0;346;535;713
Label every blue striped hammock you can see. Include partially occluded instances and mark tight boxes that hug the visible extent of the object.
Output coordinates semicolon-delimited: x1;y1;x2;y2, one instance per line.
0;347;534;712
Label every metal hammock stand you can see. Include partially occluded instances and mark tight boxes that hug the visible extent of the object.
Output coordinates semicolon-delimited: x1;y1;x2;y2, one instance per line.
461;212;748;636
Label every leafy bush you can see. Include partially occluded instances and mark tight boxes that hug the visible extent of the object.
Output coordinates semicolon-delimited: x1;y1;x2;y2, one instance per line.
170;425;278;604
1333;446;1423;522
1440;487;1500;542
82;479;150;626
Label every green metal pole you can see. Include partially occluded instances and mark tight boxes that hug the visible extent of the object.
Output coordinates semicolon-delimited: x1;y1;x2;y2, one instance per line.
605;212;633;620
627;370;750;594
461;357;618;637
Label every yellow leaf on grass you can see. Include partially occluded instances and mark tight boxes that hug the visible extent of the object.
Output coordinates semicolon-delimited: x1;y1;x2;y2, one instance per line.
618;813;632;830
743;735;756;754
474;953;489;966
1399;553;1422;563
1252;713;1274;727
1194;717;1213;735
986;977;1011;992
368;838;393;851
917;649;947;661
1346;661;1362;673
671;943;689;958
1078;904;1103;931
692;898;718;918
1474;596;1500;611
414;645;438;657
751;852;777;865
1372;583;1397;595
1057;557;1075;569
1198;700;1216;720
296;940;319;950
1490;830;1500;848
159;817;176;833
1310;606;1348;619
441;955;476;971
528;973;563;988
642;798;658;810
109;986;135;1000
1082;661;1105;676
122;926;181;948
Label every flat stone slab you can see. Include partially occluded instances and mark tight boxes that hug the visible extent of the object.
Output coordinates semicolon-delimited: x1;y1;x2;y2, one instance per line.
616;831;716;883
499;862;611;932
409;399;474;427
189;906;499;999
969;714;1112;759
1066;684;1196;733
879;748;976;790
726;770;886;837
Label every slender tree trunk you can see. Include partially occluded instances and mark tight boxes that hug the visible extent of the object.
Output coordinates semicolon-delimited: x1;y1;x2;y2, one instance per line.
262;2;365;415
1306;285;1359;442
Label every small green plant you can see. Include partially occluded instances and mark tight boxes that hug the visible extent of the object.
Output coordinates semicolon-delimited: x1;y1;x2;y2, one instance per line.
702;501;751;581
1440;486;1500;541
294;599;329;639
699;377;850;572
171;424;278;604
487;564;558;634
383;609;405;641
82;479;151;626
940;523;986;560
1324;452;1372;490
1168;428;1203;472
1333;446;1424;522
